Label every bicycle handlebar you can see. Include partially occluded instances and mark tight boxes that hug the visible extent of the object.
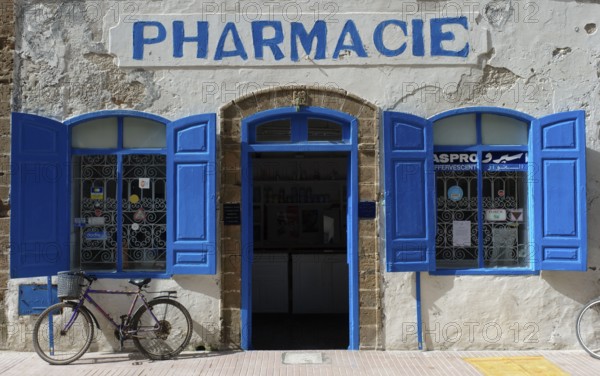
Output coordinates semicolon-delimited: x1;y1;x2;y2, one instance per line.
71;271;98;283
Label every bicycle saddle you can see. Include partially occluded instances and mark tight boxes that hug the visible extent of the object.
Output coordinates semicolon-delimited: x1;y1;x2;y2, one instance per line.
129;278;151;288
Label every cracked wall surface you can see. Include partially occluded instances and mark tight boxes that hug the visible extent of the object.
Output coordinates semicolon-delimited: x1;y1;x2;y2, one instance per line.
4;0;600;351
0;0;13;350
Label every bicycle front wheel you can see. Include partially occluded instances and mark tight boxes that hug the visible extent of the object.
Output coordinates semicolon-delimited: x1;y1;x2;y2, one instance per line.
576;298;600;359
32;302;94;365
132;299;192;360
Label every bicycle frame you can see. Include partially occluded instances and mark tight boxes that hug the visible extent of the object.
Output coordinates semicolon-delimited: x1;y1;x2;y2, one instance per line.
63;284;161;335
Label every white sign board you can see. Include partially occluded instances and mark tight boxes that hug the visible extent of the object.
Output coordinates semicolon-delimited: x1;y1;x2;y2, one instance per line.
108;13;488;67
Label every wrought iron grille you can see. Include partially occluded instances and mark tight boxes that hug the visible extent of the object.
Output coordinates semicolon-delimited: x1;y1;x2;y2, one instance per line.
76;155;118;270
435;170;479;269
435;169;529;269
482;171;528;268
74;154;166;272
122;155;167;271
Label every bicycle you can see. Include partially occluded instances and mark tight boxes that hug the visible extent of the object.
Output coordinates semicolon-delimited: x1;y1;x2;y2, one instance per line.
576;298;600;359
32;271;193;365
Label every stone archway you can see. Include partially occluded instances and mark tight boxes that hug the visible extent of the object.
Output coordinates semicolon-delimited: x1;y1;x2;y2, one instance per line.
219;86;382;350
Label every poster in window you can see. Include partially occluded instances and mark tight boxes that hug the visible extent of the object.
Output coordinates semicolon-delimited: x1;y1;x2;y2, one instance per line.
508;209;524;222
485;209;507;221
490;227;518;263
91;186;104;200
452;220;471;247
139;178;150;189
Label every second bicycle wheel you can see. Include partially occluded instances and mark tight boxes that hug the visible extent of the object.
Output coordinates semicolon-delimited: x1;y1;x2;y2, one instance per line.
32;302;94;365
576;298;600;359
131;299;192;360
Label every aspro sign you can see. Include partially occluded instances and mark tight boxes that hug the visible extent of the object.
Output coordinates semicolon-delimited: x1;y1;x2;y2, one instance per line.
108;14;487;67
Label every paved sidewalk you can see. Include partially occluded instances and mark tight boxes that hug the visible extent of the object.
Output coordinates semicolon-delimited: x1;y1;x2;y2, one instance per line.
1;350;599;375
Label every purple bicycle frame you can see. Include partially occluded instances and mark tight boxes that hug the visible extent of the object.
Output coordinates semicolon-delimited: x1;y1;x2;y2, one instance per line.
63;285;162;335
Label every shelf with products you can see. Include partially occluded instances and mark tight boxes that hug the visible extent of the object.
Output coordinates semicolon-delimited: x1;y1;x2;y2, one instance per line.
252;156;347;249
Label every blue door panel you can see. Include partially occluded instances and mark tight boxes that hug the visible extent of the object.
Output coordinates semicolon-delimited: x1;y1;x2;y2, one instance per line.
383;112;435;272
167;114;216;275
533;111;587;271
10;113;70;278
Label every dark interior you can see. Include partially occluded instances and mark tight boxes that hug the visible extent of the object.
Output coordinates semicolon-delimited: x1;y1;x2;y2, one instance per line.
251;152;349;350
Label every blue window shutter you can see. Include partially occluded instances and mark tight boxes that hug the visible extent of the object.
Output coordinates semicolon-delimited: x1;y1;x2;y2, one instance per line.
383;112;435;272
10;113;69;278
167;114;216;274
533;111;587;271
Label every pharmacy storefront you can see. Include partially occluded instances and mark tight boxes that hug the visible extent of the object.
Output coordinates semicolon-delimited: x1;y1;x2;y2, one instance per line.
4;1;598;352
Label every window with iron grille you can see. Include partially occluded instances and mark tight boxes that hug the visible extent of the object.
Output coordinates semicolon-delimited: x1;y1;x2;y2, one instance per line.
71;116;167;272
433;113;529;270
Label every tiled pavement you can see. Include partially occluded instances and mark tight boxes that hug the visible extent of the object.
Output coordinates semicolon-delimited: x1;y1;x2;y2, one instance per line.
1;350;599;375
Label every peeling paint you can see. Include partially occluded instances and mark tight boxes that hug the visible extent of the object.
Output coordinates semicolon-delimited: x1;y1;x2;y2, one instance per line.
484;0;514;29
585;23;597;34
552;47;573;58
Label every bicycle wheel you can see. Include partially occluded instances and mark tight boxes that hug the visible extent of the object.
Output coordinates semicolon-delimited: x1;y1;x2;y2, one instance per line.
131;299;192;360
32;302;94;365
576;298;600;359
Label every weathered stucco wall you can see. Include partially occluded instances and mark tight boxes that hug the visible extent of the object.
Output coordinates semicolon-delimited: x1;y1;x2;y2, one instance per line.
5;0;600;351
0;0;14;350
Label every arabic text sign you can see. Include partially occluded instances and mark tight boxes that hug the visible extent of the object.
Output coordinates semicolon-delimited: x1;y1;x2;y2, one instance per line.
109;14;487;67
434;152;528;171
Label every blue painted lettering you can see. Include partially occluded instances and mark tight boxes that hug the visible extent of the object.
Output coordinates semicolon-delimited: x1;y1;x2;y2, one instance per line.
252;21;285;60
430;17;469;57
290;21;327;61
411;19;425;57
373;20;407;57
333;20;368;59
133;21;167;60
128;17;471;62
173;21;208;58
214;22;248;60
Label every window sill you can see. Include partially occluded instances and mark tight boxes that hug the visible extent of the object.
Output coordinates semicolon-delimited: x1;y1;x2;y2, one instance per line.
429;268;539;276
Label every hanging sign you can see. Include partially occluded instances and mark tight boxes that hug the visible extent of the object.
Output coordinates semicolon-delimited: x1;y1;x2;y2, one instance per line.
74;218;86;228
85;231;107;241
87;217;105;226
139;178;150;189
223;203;241;225
91;186;104;200
508;209;524;222
485;209;507;221
132;223;140;231
497;190;505;198
358;201;376;219
129;194;140;204
133;208;146;222
447;185;464;202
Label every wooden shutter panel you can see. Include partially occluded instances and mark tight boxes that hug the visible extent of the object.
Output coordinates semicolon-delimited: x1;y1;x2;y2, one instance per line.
167;114;217;274
533;111;587;271
383;112;436;272
10;113;70;278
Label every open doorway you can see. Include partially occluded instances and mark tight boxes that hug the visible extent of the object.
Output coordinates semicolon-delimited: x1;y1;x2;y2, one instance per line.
251;152;349;350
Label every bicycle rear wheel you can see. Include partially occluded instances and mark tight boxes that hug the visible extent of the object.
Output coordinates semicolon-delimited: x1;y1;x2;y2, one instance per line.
576;298;600;359
32;302;94;365
131;299;192;360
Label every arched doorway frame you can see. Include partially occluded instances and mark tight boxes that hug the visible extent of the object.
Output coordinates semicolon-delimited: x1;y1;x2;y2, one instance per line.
219;86;381;350
241;106;358;349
